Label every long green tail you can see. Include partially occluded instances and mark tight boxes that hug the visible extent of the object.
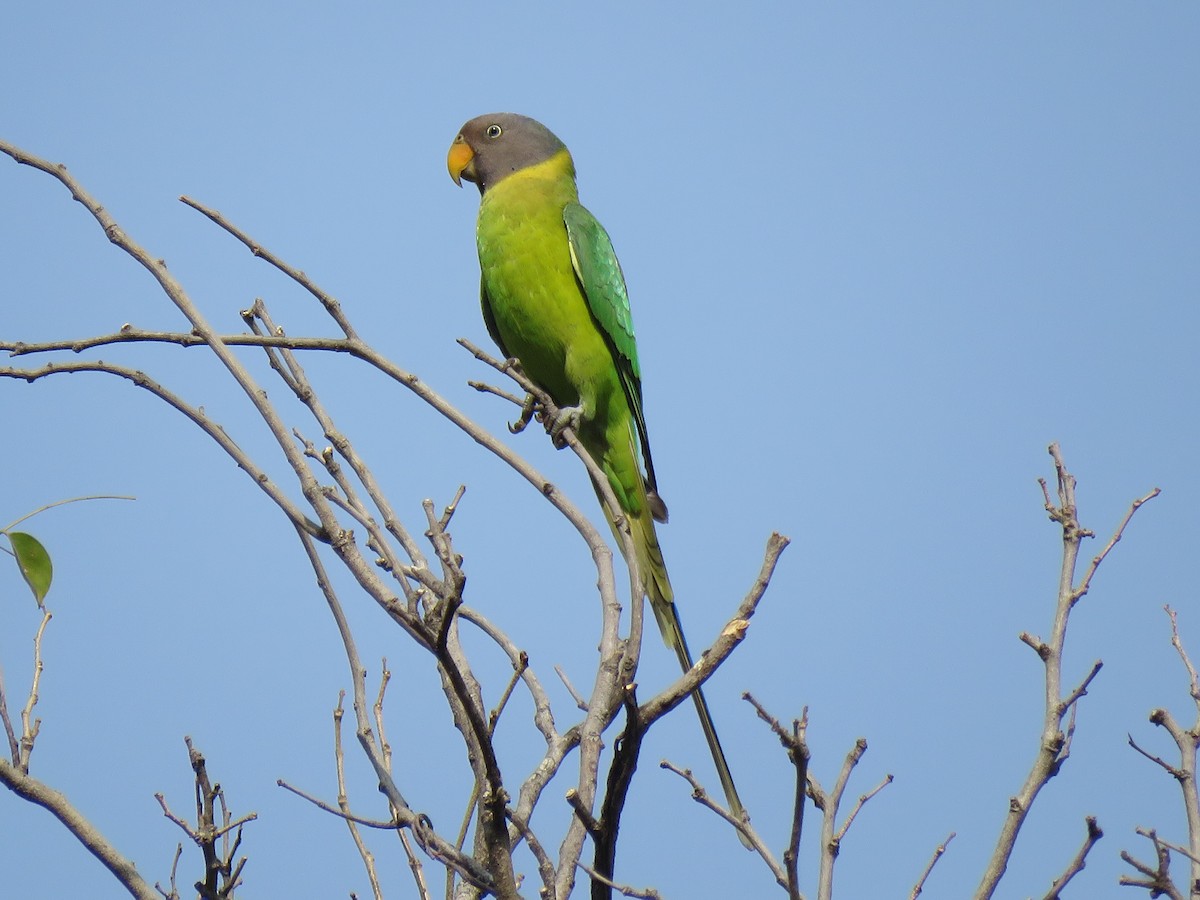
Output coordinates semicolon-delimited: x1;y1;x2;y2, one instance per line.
629;511;752;848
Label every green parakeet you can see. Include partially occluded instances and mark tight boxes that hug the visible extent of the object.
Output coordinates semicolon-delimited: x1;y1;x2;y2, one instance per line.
448;113;746;830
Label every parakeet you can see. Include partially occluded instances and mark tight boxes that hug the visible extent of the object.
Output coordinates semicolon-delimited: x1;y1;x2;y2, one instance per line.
448;113;746;830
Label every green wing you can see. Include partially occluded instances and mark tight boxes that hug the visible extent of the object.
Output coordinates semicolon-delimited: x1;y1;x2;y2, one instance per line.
480;277;509;359
562;202;664;513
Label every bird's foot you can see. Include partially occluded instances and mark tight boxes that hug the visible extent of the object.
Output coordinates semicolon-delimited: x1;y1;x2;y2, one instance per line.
548;405;582;448
508;393;538;434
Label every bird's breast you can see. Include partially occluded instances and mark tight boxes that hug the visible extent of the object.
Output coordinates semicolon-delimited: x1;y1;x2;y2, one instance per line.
475;178;614;411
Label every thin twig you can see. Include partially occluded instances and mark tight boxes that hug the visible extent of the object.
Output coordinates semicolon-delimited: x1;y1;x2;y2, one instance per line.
833;773;893;845
1122;608;1200;894
275;779;398;830
0;664;19;765
333;693;386;900
658;760;750;837
1138;827;1200;867
1119;828;1185;900
1168;606;1200;703
0;360;324;540
1042;816;1101;899
292;530;496;892
639;533;789;727
179;196;359;339
506;809;556;895
910;832;955;899
467;379;529;409
368;662;430;900
660;757;788;890
155;843;184;900
743;694;811;899
17;609;51;771
1072;487;1161;603
555;665;590;712
1;494;136;531
1127;733;1185;778
576;862;662;899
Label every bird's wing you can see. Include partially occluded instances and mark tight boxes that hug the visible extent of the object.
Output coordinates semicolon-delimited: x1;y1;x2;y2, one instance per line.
563;202;663;510
479;276;510;359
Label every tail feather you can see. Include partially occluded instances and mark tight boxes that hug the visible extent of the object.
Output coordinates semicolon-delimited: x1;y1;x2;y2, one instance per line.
626;510;752;848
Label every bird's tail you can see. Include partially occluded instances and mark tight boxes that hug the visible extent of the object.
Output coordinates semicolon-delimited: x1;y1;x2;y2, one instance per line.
625;509;752;848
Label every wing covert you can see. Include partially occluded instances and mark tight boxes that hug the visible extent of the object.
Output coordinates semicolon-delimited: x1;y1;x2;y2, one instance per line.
563;202;664;514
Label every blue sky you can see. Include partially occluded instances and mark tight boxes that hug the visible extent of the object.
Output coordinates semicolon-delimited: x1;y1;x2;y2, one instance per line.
2;3;1198;897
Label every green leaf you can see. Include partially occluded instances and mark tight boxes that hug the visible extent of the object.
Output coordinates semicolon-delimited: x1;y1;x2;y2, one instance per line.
9;532;52;607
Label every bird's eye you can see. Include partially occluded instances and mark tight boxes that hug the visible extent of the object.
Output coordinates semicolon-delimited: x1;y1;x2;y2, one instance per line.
485;124;502;139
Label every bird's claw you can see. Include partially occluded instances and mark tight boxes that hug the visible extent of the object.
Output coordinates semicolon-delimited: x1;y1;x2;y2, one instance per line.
549;405;582;448
508;393;538;434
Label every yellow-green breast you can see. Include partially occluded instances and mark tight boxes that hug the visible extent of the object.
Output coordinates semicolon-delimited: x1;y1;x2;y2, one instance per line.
476;148;622;427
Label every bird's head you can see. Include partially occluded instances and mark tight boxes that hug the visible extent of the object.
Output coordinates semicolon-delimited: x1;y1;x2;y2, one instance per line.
448;113;569;194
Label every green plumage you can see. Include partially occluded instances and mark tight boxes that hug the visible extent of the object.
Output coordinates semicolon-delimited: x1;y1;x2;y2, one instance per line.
450;113;746;834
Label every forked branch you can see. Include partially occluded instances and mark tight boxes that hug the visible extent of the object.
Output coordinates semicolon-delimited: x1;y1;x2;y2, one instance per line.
975;443;1157;899
1121;607;1200;896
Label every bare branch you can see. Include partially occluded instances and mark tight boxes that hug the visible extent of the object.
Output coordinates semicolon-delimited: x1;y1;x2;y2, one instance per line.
976;443;1157;899
743;694;811;898
1042;816;1101;899
0;663;20;764
367;668;431;900
1168;605;1200;705
155;843;184;900
833;772;893;846
1119;829;1185;900
290;530;499;893
1071;487;1161;603
555;664;590;712
640;532;789;727
0;755;159;899
1123;607;1200;894
1061;659;1104;716
18;608;51;771
0;359;324;540
488;652;528;735
1;494;136;531
658;760;749;836
1139;828;1200;868
467;378;528;410
506;809;555;897
281;689;394;899
1127;733;1185;779
179;196;359;340
248;299;429;582
589;685;647;895
910;832;956;899
275;779;398;830
576;861;663;899
565;787;604;842
815;738;870;900
2;327;358;358
412;501;520;898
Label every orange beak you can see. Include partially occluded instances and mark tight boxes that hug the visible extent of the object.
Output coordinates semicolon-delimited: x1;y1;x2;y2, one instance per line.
447;137;475;187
